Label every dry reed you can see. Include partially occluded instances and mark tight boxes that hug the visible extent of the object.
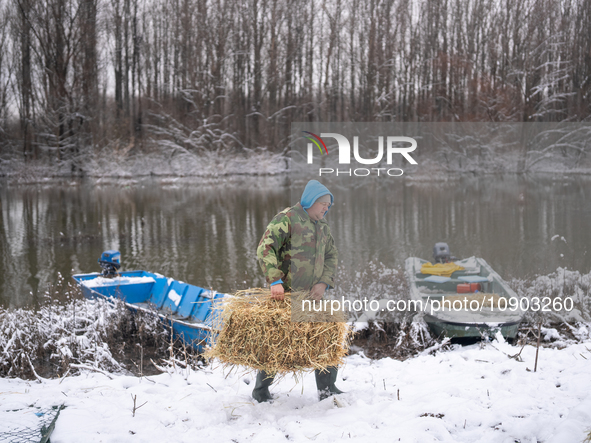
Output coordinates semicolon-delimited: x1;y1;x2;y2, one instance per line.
205;288;351;375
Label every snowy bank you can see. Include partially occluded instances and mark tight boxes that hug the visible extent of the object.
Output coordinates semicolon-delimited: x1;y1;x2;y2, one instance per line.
3;143;591;184
0;296;169;380
2;338;591;442
0;147;288;183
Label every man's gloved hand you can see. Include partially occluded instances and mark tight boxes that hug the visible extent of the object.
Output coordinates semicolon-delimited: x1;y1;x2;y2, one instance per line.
310;283;327;301
270;284;285;300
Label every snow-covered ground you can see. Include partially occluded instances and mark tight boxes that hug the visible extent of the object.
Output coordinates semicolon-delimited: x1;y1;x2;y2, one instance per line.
3;143;591;184
0;148;289;183
2;334;590;443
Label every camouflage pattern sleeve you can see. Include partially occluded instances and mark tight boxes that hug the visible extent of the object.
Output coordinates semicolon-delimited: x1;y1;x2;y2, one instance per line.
256;210;291;285
319;229;338;288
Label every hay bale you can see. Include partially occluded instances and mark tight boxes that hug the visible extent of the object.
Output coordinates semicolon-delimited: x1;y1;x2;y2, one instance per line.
205;288;351;375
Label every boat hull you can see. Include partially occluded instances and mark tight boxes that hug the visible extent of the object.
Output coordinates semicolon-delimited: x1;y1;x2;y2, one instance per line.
423;314;521;339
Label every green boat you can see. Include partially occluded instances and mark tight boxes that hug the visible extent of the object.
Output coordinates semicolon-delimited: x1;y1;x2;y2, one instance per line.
405;243;524;340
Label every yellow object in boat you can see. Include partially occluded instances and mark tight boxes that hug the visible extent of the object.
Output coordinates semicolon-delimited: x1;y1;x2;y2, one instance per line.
420;262;465;277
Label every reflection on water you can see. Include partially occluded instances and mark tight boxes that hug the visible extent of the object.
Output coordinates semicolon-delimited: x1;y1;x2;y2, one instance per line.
1;175;590;308
325;174;591;282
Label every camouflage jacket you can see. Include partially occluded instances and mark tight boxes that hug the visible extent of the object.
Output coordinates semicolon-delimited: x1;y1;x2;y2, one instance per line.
257;203;338;291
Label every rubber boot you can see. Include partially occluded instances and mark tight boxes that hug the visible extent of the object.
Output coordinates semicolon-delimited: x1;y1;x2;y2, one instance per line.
252;370;275;403
315;366;344;401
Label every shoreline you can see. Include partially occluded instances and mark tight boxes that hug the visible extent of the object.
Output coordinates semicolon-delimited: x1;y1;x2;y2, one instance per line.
3;167;591;186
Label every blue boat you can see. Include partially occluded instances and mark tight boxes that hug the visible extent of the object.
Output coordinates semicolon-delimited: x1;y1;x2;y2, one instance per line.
72;251;226;352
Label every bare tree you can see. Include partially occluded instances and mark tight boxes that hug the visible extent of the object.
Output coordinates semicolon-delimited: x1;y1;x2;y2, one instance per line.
13;0;35;160
1;0;589;169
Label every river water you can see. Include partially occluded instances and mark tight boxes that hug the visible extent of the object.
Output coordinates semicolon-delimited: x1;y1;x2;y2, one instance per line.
1;175;590;308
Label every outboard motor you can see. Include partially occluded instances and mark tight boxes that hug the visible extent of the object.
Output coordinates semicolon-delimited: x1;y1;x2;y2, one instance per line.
99;250;121;277
433;242;452;263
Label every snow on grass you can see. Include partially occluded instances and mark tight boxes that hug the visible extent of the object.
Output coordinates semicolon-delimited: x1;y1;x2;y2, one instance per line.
512;267;591;324
0;297;167;379
3;141;591;184
1;337;590;442
0;146;288;183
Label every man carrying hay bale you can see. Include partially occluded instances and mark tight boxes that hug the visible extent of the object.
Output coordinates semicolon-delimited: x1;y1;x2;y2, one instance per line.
253;179;344;402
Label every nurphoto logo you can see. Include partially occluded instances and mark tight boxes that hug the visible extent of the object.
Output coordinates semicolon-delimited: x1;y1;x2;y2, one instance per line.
302;131;418;177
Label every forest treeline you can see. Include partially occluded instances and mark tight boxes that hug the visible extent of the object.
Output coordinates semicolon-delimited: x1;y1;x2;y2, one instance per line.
0;0;590;168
